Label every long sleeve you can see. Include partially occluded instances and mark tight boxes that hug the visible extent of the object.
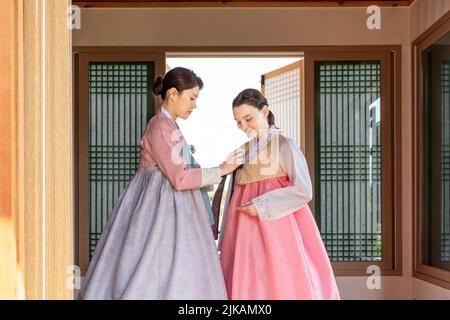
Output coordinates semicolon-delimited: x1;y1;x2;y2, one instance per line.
145;117;221;191
200;168;222;189
251;138;313;221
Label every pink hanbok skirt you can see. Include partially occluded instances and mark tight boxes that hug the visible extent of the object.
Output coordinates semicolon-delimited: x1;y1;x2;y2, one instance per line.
220;176;341;300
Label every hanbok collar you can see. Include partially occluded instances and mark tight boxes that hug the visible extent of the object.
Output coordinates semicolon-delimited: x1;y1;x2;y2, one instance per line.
160;106;181;129
245;125;281;164
161;106;176;121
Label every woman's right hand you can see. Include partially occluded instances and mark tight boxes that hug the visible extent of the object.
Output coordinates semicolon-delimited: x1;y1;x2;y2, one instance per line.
219;149;244;176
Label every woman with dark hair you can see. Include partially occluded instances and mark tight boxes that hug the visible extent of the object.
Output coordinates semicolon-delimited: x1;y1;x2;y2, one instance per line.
79;67;242;300
217;88;340;300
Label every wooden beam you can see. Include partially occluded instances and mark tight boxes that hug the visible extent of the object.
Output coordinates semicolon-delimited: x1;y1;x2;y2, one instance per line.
72;0;414;8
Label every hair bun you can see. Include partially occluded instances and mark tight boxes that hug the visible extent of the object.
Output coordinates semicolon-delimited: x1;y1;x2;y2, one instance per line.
152;76;164;96
267;110;276;126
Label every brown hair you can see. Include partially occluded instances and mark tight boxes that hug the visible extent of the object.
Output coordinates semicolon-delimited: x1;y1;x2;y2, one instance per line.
232;88;275;126
152;67;204;100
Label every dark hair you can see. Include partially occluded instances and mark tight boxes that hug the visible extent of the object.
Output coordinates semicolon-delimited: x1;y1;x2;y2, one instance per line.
152;67;204;99
232;88;275;126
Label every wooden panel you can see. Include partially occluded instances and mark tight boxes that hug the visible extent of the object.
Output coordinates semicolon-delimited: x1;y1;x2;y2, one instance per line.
73;0;414;8
22;0;44;300
44;0;74;300
14;0;73;299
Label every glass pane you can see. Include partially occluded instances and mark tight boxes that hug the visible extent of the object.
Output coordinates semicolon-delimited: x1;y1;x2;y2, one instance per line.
88;62;155;259
421;30;450;270
315;61;382;262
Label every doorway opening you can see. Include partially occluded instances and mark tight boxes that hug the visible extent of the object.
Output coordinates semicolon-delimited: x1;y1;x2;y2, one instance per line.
166;55;305;168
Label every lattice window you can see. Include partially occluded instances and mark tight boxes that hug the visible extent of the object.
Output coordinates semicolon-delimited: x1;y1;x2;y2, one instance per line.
315;61;382;262
88;62;153;258
264;65;301;147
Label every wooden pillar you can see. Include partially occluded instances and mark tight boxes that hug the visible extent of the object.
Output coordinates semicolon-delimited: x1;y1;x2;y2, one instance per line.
2;0;74;299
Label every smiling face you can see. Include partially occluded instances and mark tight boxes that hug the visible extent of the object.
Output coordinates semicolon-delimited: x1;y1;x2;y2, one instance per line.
233;103;270;138
167;86;200;120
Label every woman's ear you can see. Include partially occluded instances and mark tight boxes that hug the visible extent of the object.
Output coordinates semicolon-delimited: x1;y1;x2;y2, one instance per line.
262;105;270;118
167;87;178;101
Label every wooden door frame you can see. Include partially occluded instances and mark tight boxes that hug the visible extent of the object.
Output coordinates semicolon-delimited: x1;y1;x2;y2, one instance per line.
304;49;401;276
74;45;402;278
74;51;165;274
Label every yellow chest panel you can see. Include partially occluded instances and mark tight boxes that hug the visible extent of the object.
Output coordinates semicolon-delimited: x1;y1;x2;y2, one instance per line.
235;139;287;185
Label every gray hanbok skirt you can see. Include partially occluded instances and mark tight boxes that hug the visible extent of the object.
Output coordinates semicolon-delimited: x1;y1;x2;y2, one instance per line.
79;166;227;300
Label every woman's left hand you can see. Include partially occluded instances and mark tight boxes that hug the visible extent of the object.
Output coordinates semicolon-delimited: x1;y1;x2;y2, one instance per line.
238;202;258;217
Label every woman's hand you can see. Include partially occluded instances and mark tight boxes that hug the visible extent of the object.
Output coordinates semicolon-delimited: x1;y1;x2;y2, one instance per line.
219;149;244;176
238;202;259;217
